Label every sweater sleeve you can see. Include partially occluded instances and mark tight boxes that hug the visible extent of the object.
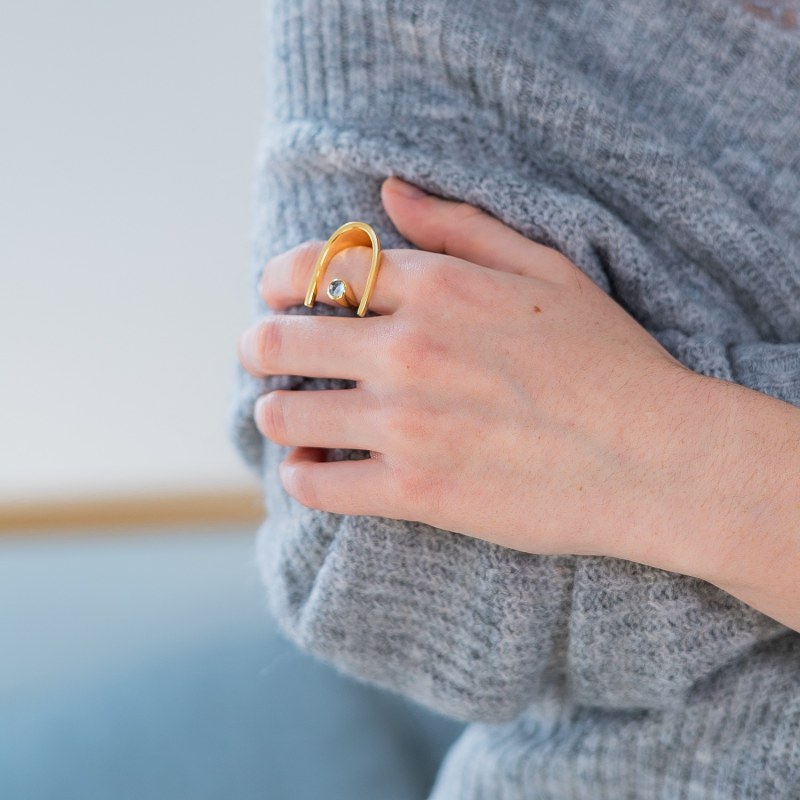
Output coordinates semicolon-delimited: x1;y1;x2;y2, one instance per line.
662;333;800;407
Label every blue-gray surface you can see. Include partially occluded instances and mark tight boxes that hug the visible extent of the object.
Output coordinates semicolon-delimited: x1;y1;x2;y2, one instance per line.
0;526;463;800
227;0;800;797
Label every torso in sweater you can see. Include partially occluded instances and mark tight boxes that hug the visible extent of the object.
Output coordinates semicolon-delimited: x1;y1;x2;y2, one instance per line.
228;1;800;797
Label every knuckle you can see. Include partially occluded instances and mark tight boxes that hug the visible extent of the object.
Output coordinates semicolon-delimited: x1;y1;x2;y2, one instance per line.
392;462;436;509
419;259;452;294
442;202;485;247
380;398;428;444
449;200;485;225
256;316;283;366
417;259;478;309
328;243;361;272
384;322;439;379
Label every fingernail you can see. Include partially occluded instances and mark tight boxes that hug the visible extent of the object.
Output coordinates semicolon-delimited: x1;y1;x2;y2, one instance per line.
388;177;427;199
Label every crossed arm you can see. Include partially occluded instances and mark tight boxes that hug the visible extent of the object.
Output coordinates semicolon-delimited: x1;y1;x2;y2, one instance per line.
238;176;800;635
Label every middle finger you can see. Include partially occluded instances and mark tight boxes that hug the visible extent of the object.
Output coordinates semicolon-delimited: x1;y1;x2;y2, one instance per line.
238;313;384;382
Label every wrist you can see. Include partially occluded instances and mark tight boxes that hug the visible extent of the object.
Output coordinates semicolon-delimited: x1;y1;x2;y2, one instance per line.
622;368;800;596
685;377;800;595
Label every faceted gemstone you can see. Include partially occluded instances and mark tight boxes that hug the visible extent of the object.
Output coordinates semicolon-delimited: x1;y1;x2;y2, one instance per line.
329;279;347;299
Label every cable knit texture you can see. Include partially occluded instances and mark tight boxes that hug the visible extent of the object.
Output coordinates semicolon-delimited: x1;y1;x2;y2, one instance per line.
227;0;800;796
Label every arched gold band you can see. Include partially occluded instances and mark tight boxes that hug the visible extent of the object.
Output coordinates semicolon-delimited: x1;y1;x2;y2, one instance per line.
303;221;383;317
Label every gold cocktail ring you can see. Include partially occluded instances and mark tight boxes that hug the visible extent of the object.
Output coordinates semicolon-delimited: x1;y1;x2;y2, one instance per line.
304;221;382;317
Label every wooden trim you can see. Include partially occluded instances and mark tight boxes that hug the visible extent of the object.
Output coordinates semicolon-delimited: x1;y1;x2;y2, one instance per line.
0;489;265;533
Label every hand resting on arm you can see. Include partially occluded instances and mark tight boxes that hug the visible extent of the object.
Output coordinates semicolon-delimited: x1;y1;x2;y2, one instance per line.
238;177;799;709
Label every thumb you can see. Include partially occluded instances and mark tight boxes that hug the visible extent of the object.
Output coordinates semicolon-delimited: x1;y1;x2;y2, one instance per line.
380;176;565;279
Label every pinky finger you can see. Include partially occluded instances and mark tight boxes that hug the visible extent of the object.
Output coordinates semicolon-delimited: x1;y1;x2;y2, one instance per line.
280;446;397;518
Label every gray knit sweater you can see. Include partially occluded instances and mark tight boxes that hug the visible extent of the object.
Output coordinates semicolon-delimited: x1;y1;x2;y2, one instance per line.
227;0;800;796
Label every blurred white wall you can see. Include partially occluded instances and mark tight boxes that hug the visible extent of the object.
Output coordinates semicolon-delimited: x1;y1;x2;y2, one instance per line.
0;0;264;502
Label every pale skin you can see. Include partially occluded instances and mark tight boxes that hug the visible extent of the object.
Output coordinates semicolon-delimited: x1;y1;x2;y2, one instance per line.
237;175;800;634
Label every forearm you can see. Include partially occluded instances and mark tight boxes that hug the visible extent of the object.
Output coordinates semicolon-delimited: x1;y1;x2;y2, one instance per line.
629;371;800;633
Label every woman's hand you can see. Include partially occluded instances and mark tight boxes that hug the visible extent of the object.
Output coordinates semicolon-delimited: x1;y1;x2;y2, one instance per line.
237;176;721;562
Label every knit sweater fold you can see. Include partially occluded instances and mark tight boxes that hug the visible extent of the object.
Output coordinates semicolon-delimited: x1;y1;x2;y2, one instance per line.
227;0;800;795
